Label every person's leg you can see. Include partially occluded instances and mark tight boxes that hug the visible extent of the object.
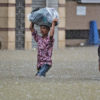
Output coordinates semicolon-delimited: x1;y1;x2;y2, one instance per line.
36;64;51;77
99;59;100;72
98;46;100;72
35;67;41;76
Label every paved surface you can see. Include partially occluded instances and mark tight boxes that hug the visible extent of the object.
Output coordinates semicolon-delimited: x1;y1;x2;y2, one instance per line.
0;46;100;100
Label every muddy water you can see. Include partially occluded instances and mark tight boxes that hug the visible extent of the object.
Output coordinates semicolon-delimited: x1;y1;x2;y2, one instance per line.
0;47;100;100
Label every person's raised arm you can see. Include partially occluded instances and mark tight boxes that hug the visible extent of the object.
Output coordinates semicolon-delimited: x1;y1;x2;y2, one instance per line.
29;22;39;42
50;19;58;39
29;22;35;33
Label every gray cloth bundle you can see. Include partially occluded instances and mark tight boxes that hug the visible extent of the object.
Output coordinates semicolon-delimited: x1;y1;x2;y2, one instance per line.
28;7;59;27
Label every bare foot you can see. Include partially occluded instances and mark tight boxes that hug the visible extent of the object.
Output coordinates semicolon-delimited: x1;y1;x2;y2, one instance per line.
35;74;45;78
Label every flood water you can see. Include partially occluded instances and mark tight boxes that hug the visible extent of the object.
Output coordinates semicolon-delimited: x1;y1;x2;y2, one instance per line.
0;46;100;100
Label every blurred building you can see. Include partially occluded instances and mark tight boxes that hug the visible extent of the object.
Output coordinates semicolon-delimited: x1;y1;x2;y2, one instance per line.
0;0;100;50
65;0;100;46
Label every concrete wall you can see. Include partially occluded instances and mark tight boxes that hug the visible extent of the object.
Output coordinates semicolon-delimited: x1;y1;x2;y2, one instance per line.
0;0;16;50
66;1;100;30
66;1;100;46
25;0;33;50
0;0;33;50
1;0;100;49
58;0;66;48
8;0;16;50
0;0;8;49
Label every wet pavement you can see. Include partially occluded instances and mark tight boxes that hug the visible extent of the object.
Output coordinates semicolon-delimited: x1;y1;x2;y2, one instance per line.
0;46;100;100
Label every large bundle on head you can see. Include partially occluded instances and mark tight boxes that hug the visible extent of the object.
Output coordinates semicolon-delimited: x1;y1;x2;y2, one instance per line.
28;7;59;27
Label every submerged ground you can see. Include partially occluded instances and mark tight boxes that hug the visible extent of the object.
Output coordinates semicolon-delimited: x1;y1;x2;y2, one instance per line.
0;46;100;100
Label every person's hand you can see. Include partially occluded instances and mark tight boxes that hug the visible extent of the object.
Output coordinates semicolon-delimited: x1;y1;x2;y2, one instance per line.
29;22;34;32
52;18;58;25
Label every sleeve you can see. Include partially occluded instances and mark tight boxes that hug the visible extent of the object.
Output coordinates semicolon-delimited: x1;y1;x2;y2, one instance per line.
32;30;39;42
48;36;54;47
